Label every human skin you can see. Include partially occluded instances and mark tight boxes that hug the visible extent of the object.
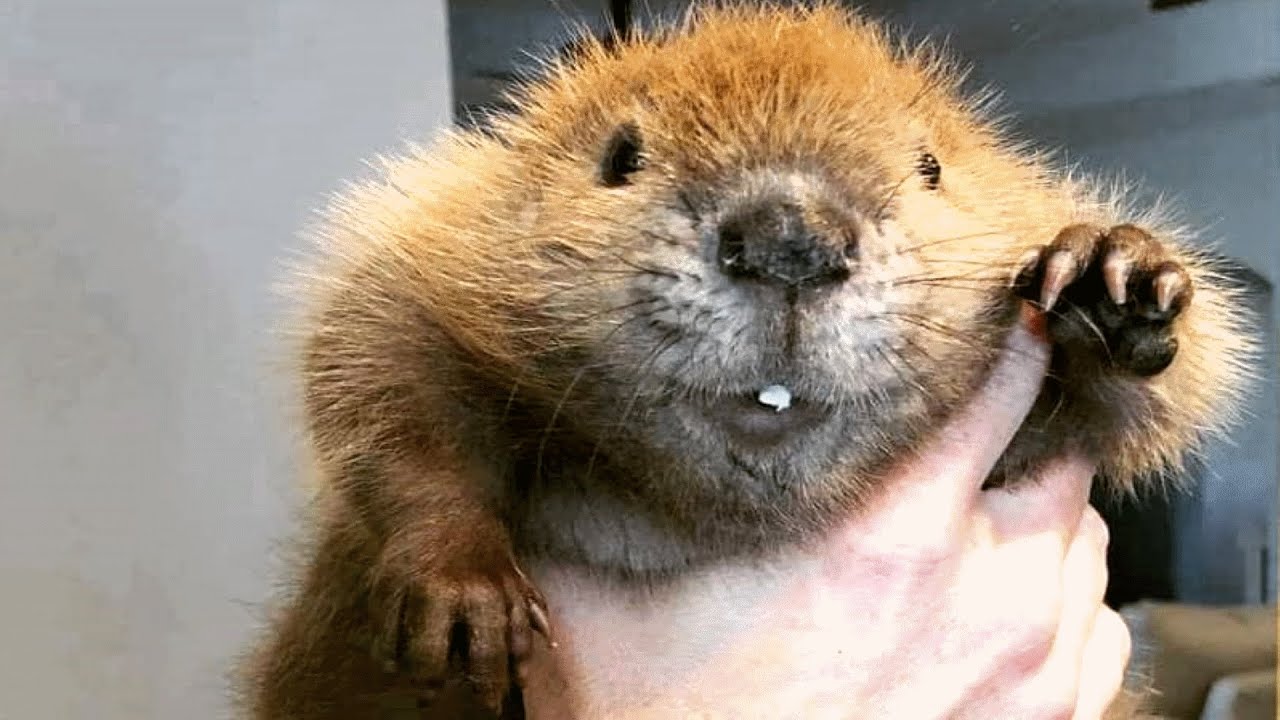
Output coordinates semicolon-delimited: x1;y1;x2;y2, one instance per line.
518;306;1131;720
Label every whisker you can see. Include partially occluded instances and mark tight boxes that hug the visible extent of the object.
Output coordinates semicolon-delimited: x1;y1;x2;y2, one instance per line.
895;225;1044;255
572;296;667;326
582;328;686;483
875;344;929;399
894;312;1049;366
873;168;919;222
599;252;682;280
890;281;1003;294
532;303;671;483
905;258;1009;268
1065;302;1113;363
891;268;1006;283
1037;383;1068;431
533;274;634;304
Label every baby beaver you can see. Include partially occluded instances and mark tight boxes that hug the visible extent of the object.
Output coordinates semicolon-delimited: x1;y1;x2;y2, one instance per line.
240;3;1257;718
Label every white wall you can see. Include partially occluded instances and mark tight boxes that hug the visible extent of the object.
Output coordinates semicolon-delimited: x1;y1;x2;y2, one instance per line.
0;1;452;718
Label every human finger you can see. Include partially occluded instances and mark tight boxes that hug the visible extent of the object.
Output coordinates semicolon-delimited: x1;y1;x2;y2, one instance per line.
982;452;1097;545
866;303;1051;540
1025;507;1111;707
1051;507;1110;663
977;508;1111;719
1072;608;1132;720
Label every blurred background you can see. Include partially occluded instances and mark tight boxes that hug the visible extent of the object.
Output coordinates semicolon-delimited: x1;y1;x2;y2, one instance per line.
1;1;1275;718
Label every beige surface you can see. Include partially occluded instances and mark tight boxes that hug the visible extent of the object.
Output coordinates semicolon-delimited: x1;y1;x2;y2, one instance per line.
1200;669;1277;720
1122;602;1277;720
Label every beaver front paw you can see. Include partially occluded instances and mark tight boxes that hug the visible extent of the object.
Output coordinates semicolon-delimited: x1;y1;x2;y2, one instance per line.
1012;223;1193;377
370;550;552;711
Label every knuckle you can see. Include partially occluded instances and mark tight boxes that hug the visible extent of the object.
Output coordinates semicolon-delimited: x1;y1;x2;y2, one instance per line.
417;591;448;625
997;629;1056;679
461;604;510;639
462;579;503;609
1107;223;1153;243
431;578;464;606
1097;609;1133;664
1080;507;1110;549
1054;222;1106;249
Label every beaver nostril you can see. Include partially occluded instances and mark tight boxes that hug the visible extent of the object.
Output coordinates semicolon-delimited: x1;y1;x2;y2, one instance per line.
715;203;851;287
717;225;751;277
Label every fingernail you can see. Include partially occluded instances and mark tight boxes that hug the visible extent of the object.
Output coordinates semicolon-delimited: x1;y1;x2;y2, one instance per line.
1019;301;1048;341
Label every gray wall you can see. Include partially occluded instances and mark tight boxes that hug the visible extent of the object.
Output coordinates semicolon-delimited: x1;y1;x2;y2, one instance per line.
0;1;452;718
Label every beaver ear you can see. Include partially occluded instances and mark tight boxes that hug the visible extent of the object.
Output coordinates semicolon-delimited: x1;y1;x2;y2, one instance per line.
916;151;941;190
600;122;646;187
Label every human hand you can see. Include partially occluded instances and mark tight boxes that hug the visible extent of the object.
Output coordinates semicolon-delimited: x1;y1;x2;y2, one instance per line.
519;305;1131;720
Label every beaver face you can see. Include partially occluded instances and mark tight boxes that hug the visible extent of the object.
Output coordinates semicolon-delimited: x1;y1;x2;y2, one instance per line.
617;145;930;448
554;140;962;504
526;134;1000;514
505;9;1018;514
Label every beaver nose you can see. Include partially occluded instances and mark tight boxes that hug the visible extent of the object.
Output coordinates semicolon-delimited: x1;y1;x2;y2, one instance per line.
716;202;852;287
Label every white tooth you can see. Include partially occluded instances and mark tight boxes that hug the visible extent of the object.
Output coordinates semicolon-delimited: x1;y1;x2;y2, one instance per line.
757;385;792;412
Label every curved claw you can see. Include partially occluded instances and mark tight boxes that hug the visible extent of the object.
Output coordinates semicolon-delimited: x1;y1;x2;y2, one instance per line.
527;600;555;649
1154;268;1187;314
1040;251;1079;312
1102;253;1131;305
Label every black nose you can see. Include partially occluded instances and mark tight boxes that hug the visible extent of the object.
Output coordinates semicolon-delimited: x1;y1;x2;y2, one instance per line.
716;202;852;287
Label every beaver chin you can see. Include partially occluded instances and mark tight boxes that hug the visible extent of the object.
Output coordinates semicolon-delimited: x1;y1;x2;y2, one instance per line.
697;390;834;451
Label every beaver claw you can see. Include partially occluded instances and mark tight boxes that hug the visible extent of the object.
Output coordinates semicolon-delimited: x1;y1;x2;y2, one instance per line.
1012;223;1192;377
372;555;552;711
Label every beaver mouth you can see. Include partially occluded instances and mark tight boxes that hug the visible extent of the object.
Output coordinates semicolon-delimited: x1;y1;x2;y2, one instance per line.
699;391;832;450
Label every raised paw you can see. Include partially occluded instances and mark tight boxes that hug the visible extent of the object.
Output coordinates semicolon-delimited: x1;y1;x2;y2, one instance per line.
1012;223;1193;377
371;555;553;711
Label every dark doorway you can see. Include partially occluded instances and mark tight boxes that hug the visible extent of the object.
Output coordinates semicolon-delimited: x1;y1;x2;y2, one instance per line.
1093;483;1177;609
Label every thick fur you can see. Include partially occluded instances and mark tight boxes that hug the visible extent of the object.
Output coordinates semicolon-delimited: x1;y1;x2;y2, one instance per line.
238;3;1257;718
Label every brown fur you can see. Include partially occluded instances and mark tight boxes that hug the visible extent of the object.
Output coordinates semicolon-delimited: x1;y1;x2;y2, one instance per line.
237;3;1257;718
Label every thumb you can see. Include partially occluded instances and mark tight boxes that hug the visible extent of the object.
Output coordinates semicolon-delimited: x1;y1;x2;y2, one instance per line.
865;303;1051;543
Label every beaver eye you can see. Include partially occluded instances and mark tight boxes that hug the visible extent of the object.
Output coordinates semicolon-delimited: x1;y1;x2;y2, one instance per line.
917;152;941;190
600;123;646;187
